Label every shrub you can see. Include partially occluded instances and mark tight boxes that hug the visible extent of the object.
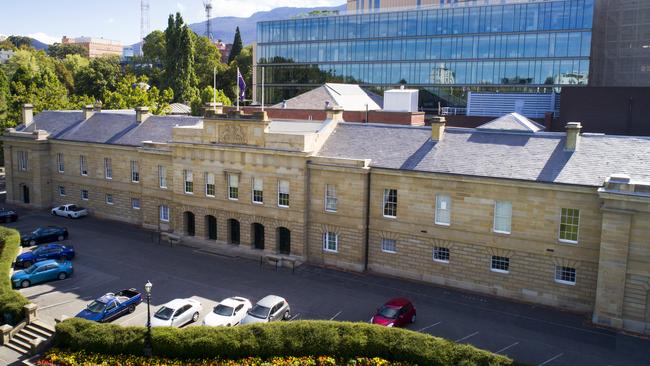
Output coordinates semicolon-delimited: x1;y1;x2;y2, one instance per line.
0;226;29;325
55;318;516;366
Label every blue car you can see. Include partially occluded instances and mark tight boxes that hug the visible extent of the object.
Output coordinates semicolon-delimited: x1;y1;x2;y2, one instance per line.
15;243;75;269
11;260;73;288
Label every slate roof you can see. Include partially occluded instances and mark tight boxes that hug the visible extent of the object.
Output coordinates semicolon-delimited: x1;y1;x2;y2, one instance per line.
17;110;201;146
316;123;650;187
271;83;383;111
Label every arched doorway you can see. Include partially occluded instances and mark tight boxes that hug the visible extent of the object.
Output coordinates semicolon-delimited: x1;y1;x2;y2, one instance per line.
205;215;217;240
252;223;264;250
184;211;195;236
277;227;290;255
21;185;30;204
228;219;240;245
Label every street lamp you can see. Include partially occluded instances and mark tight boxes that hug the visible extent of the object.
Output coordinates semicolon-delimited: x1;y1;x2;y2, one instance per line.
144;280;153;357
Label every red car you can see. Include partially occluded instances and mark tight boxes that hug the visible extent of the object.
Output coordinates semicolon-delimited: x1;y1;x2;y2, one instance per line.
370;298;416;327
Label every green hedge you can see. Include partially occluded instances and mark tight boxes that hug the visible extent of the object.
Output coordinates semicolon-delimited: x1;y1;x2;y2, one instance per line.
0;226;29;325
55;318;517;366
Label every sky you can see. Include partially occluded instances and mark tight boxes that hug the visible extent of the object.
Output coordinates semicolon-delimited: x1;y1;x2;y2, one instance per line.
0;0;344;45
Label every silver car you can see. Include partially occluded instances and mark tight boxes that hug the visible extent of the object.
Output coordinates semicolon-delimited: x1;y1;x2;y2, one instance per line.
150;298;202;327
240;295;290;324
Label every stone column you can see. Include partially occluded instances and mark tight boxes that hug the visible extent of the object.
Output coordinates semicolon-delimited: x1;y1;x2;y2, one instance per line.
0;324;13;346
593;209;633;328
23;303;38;324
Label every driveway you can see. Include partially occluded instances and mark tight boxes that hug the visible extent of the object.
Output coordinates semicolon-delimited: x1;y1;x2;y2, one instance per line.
3;206;650;366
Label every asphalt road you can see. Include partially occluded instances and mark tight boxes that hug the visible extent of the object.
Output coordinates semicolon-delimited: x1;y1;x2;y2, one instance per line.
4;206;650;366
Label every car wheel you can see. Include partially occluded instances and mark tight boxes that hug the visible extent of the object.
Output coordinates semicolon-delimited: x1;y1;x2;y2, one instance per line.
57;235;64;241
411;314;416;323
23;261;33;269
11;216;17;222
128;304;136;313
57;272;67;280
21;280;30;288
67;214;72;218
29;240;36;246
51;211;56;216
283;310;290;320
192;312;199;323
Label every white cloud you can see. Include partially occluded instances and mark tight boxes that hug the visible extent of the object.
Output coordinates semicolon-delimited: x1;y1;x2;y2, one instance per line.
107;17;115;24
27;32;60;45
214;0;344;18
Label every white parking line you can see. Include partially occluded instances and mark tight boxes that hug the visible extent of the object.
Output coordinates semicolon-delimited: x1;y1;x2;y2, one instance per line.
495;341;520;354
329;310;342;320
40;299;77;310
455;331;479;342
538;353;564;366
418;321;442;332
289;313;301;321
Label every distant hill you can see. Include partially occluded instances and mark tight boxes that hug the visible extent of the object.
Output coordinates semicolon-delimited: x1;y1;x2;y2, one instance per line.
30;38;49;50
188;5;346;45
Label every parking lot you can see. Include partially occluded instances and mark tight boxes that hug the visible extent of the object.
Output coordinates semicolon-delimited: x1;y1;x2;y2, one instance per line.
4;206;650;366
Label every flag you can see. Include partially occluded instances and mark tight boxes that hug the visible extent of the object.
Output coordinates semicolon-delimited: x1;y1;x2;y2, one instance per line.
237;68;246;101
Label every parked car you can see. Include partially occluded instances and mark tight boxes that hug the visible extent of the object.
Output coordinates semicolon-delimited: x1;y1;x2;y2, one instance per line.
151;298;203;327
0;208;18;223
51;204;88;219
21;226;68;247
203;296;252;327
370;298;416;327
11;260;73;288
76;289;142;322
240;295;290;325
14;243;75;269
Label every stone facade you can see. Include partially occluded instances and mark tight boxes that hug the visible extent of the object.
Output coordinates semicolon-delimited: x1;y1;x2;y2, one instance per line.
3;107;650;335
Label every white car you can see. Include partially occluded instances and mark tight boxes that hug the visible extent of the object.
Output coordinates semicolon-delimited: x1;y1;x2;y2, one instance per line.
240;295;290;325
202;296;252;327
51;204;88;219
150;298;202;327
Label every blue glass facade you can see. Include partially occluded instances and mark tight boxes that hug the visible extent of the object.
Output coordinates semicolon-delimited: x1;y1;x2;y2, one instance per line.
256;0;594;108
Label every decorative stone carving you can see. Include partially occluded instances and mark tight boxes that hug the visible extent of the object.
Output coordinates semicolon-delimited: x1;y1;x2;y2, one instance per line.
219;124;247;145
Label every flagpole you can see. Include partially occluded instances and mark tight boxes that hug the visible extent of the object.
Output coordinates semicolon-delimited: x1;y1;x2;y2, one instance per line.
236;67;240;112
213;66;216;105
261;67;265;112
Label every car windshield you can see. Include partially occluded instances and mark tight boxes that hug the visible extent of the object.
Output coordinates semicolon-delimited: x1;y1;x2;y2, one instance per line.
213;304;234;316
248;305;270;319
378;305;399;319
32;246;46;255
23;264;38;274
32;228;44;235
87;300;107;313
154;306;174;320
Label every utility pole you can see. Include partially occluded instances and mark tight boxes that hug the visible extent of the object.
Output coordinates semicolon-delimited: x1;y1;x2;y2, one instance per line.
204;1;213;40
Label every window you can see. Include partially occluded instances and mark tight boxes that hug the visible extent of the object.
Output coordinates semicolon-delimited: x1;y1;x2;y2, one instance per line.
252;177;263;203
325;184;337;212
381;238;396;253
158;165;167;188
56;153;64;173
323;231;338;252
383;189;397;217
228;174;239;199
130;161;139;183
433;247;450;263
493;201;512;234
205;173;215;196
105;194;113;205
79;155;88;176
491;256;510;273
559;208;580;243
17;151;28;171
58;186;66;196
183;170;193;194
131;198;140;210
435;194;451;225
80;189;89;200
555;266;576;285
160;205;170;222
104;158;112;179
278;180;290;207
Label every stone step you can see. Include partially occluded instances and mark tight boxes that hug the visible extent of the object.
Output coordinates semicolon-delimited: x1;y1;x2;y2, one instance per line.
30;319;55;334
24;325;52;340
6;337;30;354
13;332;42;345
20;327;46;340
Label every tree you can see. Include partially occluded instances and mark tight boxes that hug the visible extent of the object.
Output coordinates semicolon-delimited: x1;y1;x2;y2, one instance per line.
74;56;121;99
7;36;33;49
8;64;71;124
142;30;166;65
228;27;243;64
102;74;173;115
47;43;88;59
163;13;198;103
0;69;10;128
190;85;231;115
193;34;224;90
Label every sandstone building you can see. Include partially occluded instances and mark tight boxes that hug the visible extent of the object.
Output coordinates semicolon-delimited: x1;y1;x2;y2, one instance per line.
3;104;650;335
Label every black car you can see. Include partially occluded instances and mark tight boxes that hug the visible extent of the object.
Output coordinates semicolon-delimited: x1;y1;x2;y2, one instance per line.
21;226;69;247
0;208;18;223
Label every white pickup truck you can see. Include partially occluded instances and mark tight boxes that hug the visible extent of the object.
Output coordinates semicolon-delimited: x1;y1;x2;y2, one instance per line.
51;204;88;219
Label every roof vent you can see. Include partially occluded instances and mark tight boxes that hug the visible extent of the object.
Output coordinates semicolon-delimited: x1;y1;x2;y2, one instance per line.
609;174;631;184
22;104;34;126
83;105;94;120
135;106;150;123
430;116;445;142
565;122;582;151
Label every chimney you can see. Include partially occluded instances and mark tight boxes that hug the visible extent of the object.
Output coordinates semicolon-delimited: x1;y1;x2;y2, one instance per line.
325;106;344;122
22;104;34;126
83;105;94;120
565;122;582;151
135;106;150;123
430;116;446;142
93;101;103;112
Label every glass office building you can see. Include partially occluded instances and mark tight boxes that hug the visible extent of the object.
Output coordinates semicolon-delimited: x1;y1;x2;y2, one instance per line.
255;0;594;109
